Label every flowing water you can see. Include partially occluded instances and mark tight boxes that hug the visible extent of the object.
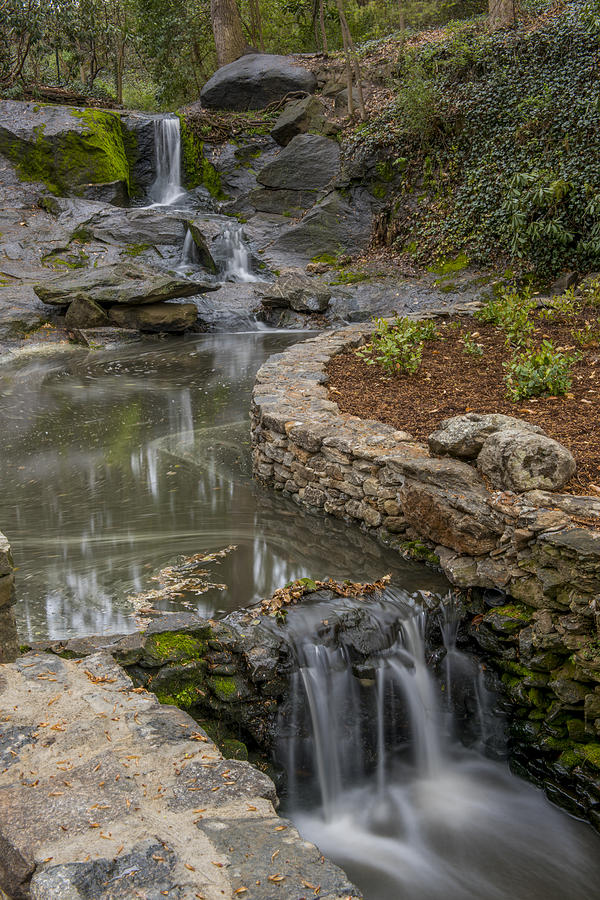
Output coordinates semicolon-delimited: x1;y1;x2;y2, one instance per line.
277;593;600;900
0;333;446;641
213;225;260;282
149;115;184;206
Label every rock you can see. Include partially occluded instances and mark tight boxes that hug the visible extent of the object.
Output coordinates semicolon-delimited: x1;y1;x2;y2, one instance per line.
108;301;198;332
0;100;131;199
270;188;373;263
187;221;218;273
198;134;280;198
64;296;109;328
34;262;206;307
247;186;317;216
200;53;317;111
119;113;157;194
271;96;331;146
81;179;129;206
477;428;576;492
334;86;361;112
259;271;331;313
0;532;13;577
257;134;340;191
84;206;187;246
428;413;544;460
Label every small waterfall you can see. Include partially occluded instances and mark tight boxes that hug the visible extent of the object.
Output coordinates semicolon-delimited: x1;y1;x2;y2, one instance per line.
179;228;200;268
150;116;183;206
217;225;259;282
276;594;599;900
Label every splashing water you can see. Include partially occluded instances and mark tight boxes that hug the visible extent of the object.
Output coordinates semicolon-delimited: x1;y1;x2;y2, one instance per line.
149;116;183;206
276;593;600;900
217;225;259;282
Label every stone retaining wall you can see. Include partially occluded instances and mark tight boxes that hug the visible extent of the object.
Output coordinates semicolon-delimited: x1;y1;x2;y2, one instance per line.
251;326;600;824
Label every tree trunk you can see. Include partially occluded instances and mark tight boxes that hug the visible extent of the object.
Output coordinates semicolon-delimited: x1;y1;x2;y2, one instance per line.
210;0;247;68
319;0;328;54
489;0;515;28
335;0;366;120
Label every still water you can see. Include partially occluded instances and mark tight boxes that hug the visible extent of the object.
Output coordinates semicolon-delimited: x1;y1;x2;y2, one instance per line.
0;333;447;641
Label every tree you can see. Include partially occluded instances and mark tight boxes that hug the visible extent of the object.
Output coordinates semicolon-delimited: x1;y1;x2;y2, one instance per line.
489;0;515;28
210;0;246;68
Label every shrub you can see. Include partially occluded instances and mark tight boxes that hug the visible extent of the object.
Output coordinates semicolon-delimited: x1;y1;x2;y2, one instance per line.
357;316;438;375
462;331;484;355
475;286;536;347
503;339;580;401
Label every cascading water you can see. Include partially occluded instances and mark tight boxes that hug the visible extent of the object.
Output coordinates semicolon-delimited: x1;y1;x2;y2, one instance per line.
276;592;600;900
149;115;183;206
215;225;259;282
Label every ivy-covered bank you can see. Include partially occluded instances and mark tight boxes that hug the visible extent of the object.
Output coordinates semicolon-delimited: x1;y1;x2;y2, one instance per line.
363;0;600;276
250;325;600;826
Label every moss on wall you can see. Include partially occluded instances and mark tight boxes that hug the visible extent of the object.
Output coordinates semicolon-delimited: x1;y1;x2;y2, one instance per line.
177;114;226;200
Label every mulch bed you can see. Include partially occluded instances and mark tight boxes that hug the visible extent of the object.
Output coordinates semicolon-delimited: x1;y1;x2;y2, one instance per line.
326;314;600;496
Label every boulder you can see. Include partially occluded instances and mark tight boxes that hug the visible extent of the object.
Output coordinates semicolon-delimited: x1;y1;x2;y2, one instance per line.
64;296;109;329
34;263;207;307
0;100;130;199
81;180;129;206
270;188;373;263
85;207;187;247
477;428;576;492
257;134;340;191
108;302;198;332
120;113;157;193
200;53;316;111
259;271;331;313
428;413;544;460
334;87;361;112
270;96;333;147
186;222;218;273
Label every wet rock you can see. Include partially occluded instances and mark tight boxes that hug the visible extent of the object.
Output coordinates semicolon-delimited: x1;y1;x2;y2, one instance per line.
428;413;543;460
246;186;317;216
0;532;14;577
84;206;187;246
64;295;109;328
477;428;576;492
257;133;341;191
108;301;198;332
259;271;331;312
200;53;317;110
271;95;334;146
34;262;205;307
120;112;157;193
81;179;129;206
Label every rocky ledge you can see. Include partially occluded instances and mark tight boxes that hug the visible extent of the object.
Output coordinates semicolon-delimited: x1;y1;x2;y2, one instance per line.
250;324;600;824
0;646;358;900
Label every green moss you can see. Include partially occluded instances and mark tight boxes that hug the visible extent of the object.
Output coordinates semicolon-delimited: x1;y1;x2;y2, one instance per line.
330;270;370;285
399;540;440;566
178;115;226;200
145;631;208;664
222;738;249;760
124;243;151;257
209;675;238;700
558;749;580;770
428;252;470;276
0;108;130;197
575;742;600;770
311;252;339;265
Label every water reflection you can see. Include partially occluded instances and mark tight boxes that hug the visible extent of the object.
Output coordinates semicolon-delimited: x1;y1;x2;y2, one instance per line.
0;334;449;641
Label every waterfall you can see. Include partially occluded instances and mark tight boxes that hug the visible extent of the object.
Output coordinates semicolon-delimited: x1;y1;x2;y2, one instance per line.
217;225;259;282
150;116;183;206
276;593;600;900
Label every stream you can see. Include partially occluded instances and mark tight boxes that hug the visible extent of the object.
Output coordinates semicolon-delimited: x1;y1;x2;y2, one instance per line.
2;114;600;898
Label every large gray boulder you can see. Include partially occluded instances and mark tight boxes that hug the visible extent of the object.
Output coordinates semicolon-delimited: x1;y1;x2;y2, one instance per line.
201;54;316;111
259;271;331;313
257;134;340;191
85;207;187;247
477;428;576;492
34;263;207;307
428;413;544;460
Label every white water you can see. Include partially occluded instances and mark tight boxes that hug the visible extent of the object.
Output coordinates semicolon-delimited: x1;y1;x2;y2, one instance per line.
215;225;259;282
278;595;600;900
149;116;184;206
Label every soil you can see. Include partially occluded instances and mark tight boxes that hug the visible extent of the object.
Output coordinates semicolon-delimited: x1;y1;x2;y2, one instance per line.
326;312;600;496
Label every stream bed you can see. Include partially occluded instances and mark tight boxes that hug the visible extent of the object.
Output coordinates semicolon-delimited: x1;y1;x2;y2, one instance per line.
2;330;600;898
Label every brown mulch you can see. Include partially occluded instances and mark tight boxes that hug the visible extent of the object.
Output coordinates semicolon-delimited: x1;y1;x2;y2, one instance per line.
326;314;600;496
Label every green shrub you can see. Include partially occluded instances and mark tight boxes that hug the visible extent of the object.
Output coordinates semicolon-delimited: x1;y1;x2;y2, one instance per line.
539;287;581;323
475;287;536;347
357;316;438;375
462;331;484;355
503;339;580;401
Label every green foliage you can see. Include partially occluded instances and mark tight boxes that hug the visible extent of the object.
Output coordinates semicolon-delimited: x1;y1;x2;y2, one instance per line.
475;286;536;347
357;316;438;375
358;1;600;276
503;339;580;401
539;288;581;323
461;330;484;355
571;318;600;346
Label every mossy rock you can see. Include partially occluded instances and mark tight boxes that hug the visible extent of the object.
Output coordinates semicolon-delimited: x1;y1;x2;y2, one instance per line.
143;631;209;666
0;101;131;198
178;115;227;199
207;674;252;702
482;602;533;636
151;661;208;710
